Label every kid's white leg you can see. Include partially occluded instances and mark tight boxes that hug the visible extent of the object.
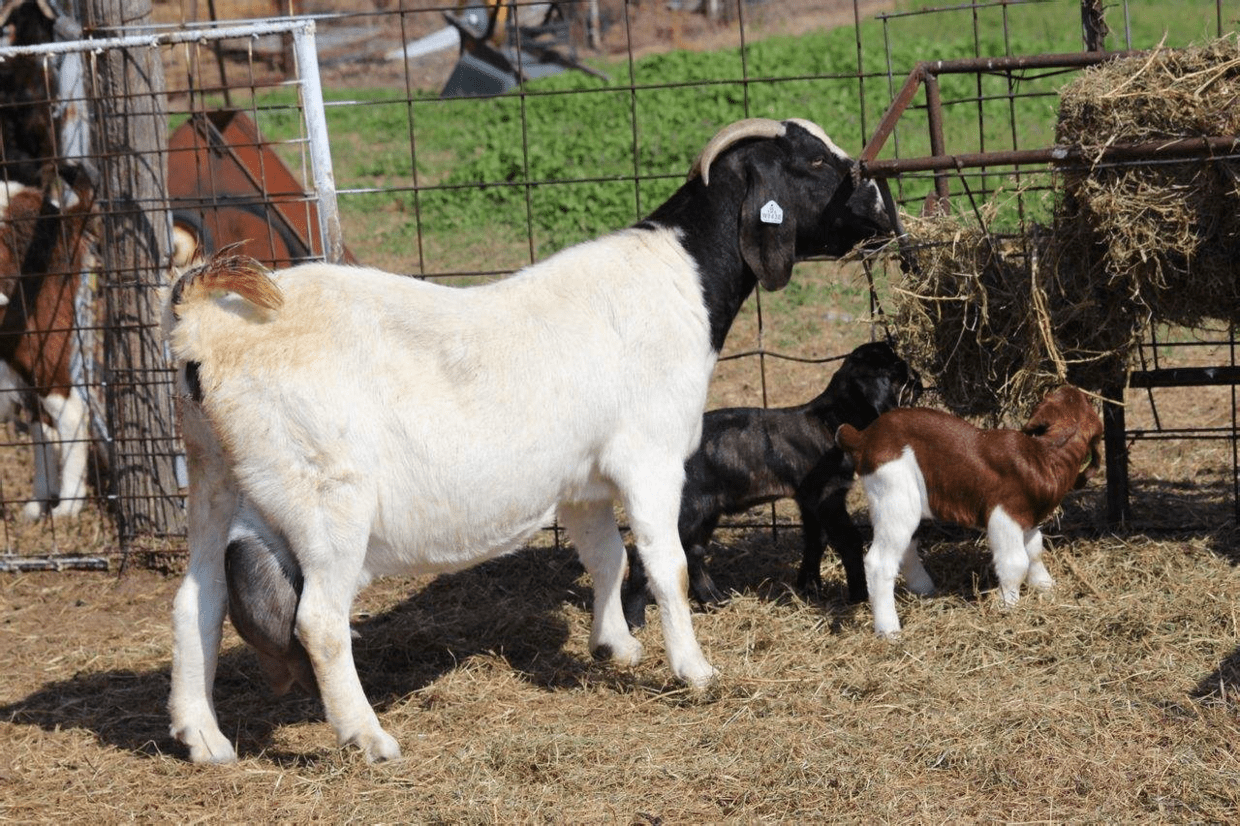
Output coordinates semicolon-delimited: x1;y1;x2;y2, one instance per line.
987;506;1029;606
900;537;936;596
861;453;924;637
1023;527;1054;592
48;390;89;519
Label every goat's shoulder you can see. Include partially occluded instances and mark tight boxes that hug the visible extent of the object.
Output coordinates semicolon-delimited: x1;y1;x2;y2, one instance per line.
848;407;977;473
869;406;978;446
527;224;694;286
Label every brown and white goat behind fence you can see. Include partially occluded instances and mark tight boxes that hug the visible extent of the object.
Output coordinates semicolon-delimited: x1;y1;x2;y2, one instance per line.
0;176;95;520
837;385;1104;636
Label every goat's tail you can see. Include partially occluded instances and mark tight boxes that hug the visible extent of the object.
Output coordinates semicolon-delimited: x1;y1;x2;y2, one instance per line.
168;246;284;320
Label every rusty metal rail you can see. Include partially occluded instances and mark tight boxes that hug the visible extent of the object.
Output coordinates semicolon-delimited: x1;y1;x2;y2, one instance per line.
856;48;1240;526
858;50;1240;192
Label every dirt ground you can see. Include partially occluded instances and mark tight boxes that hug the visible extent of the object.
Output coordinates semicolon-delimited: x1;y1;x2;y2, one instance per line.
151;0;897;94
2;1;1239;822
2;486;1238;821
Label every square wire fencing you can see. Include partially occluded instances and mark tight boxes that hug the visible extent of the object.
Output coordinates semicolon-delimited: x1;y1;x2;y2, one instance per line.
0;8;339;569
0;0;1233;570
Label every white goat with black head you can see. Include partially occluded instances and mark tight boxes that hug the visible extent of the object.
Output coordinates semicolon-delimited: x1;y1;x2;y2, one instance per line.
164;117;891;764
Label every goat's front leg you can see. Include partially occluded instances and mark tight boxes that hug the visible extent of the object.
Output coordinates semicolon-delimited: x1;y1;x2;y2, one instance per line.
47;389;89;519
169;470;239;764
621;469;716;687
795;497;829;596
561;502;644;665
987;506;1031;605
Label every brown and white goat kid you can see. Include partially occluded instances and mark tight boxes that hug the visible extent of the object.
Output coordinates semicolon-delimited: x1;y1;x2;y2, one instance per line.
0;178;94;520
836;385;1103;636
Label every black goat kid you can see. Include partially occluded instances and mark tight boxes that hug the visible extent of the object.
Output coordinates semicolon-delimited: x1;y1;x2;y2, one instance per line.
623;341;921;627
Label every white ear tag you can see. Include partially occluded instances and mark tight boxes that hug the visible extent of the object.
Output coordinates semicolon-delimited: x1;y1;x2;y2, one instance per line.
760;200;784;224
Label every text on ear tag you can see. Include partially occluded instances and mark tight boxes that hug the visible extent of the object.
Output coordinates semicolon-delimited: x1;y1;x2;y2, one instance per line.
760;200;784;224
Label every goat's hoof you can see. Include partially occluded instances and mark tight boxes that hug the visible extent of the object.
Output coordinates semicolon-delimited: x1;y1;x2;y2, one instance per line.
19;501;47;522
592;637;644;668
180;730;238;764
873;627;903;640
354;730;402;764
795;580;821;599
677;661;719;690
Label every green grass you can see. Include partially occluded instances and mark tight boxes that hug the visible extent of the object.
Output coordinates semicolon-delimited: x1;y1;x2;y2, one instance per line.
240;0;1230;268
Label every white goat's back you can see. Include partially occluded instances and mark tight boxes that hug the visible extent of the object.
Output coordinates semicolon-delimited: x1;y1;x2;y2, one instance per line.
170;227;713;575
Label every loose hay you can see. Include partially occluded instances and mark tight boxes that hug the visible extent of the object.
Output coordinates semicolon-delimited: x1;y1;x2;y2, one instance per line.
4;517;1240;821
889;36;1240;420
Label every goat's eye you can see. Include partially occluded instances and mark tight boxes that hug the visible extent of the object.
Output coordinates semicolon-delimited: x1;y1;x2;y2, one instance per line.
810;157;826;168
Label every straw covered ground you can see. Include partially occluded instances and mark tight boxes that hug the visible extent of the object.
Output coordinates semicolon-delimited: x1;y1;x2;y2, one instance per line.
2;501;1238;821
888;36;1240;421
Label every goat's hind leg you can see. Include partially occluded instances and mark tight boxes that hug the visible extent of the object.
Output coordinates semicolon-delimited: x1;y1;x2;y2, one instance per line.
291;520;400;763
562;501;644;666
169;415;240;763
1023;527;1054;593
861;463;923;637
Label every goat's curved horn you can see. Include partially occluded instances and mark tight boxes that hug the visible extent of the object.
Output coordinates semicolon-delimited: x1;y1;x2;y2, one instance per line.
784;117;846;161
688;118;786;186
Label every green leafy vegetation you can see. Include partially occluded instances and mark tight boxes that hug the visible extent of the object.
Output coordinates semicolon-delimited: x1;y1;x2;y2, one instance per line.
245;0;1227;265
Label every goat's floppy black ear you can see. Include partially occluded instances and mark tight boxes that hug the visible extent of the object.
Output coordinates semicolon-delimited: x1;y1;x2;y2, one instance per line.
739;164;796;291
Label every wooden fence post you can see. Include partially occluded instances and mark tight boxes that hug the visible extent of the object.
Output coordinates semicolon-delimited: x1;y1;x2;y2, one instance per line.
83;0;185;545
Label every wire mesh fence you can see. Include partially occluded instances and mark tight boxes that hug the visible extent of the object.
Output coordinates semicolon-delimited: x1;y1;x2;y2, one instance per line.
0;0;1234;569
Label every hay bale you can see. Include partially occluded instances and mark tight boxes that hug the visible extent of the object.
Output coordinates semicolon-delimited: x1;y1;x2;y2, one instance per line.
1057;35;1240;330
889;208;1143;421
887;36;1240;420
